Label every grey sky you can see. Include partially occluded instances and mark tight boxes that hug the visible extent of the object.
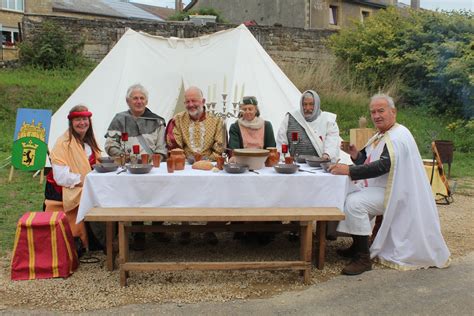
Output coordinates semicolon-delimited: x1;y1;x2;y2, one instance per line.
131;0;473;11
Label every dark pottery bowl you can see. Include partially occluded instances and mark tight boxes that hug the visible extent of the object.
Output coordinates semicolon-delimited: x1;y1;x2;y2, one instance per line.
295;154;315;163
306;156;330;167
274;163;299;174
98;156;115;164
224;163;249;174
94;163;119;173
126;164;153;174
320;162;333;172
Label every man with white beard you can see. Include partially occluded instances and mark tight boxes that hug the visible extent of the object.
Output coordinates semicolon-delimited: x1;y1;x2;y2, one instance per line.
166;86;225;245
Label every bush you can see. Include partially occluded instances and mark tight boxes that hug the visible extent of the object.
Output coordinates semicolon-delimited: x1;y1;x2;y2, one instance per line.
329;8;473;119
169;7;226;23
19;21;87;69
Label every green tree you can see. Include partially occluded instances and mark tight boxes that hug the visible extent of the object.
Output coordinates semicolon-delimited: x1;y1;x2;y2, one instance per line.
19;21;86;69
329;8;473;118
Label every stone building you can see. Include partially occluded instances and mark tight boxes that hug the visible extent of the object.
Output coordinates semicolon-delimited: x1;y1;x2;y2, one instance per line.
0;0;163;60
193;0;400;29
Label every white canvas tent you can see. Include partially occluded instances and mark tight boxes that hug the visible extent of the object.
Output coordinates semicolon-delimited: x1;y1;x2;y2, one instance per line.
48;24;302;151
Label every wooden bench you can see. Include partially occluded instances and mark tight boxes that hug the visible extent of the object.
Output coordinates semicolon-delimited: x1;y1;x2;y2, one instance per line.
85;207;344;286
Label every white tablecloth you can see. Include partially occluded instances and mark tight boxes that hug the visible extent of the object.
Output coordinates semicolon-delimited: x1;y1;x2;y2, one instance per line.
77;164;352;223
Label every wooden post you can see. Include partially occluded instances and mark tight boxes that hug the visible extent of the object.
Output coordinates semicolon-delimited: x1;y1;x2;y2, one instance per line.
39;168;44;184
350;128;375;150
316;221;326;270
106;222;115;271
8;166;14;182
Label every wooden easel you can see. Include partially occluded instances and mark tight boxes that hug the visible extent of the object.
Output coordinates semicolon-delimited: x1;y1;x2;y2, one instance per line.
431;141;451;203
8;165;45;184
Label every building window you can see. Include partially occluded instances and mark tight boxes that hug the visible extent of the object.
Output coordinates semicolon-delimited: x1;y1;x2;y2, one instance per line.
329;5;339;26
1;0;24;12
1;27;19;46
361;10;371;22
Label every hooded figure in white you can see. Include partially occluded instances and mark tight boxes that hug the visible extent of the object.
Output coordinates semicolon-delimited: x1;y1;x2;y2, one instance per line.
277;90;342;161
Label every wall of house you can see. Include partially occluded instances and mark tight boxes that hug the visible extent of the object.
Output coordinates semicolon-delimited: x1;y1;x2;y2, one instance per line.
0;10;22;28
195;0;307;28
311;0;381;29
25;0;52;14
22;15;336;66
1;46;19;60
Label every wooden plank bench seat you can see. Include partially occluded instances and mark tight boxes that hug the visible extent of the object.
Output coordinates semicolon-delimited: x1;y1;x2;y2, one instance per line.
85;207;345;286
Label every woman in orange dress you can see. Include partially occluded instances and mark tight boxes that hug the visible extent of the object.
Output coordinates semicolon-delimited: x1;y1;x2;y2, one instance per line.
44;105;102;254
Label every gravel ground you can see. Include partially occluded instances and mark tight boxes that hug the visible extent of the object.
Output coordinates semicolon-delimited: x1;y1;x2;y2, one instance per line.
1;182;472;312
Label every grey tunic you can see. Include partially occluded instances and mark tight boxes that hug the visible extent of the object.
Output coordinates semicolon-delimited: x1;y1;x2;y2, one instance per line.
104;108;167;159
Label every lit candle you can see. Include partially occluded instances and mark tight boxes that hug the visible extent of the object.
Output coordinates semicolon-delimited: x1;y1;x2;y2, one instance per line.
291;132;299;142
132;144;140;154
223;75;227;93
207;85;211;100
240;83;245;101
233;84;238;103
213;84;217;102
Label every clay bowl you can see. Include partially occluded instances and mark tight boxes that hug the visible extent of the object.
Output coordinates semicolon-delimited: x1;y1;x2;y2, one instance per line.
94;163;119;173
233;148;269;170
295;154;313;164
320;162;333;172
224;163;249;174
274;163;299;174
98;156;115;164
126;164;153;174
305;156;330;167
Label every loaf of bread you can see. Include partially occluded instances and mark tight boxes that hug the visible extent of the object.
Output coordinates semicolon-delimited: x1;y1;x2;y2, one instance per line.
192;160;213;170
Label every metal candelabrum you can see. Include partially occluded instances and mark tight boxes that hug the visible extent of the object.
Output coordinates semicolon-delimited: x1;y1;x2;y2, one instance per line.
206;94;242;156
207;94;241;119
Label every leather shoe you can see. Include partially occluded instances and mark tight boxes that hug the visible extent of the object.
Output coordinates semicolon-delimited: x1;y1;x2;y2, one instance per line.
342;253;372;275
336;244;358;258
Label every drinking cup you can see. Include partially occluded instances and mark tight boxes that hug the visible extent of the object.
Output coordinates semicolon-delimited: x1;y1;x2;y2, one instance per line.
141;153;149;164
152;154;161;167
216;156;225;170
167;157;174;173
194;152;202;162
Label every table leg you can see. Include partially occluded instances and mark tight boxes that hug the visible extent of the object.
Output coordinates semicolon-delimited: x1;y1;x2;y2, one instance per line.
106;222;114;271
316;221;326;270
118;221;129;286
300;221;313;284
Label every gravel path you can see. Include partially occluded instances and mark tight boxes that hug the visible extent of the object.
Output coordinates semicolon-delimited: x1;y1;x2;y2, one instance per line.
1;183;472;312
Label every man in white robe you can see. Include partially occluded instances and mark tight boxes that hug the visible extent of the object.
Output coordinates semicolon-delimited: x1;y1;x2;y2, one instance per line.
277;89;342;161
330;94;450;275
277;89;349;240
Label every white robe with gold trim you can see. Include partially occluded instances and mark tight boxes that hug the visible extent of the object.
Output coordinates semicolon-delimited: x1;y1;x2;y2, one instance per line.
371;124;450;270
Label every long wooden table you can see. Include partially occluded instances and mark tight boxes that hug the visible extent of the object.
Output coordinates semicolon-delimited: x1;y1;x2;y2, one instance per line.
85;207;345;286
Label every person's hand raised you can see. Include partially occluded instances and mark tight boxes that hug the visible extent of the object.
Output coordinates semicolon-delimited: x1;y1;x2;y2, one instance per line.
349;144;359;160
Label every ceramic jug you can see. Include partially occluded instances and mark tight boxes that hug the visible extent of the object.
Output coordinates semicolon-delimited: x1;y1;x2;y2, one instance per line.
170;149;186;170
265;147;280;167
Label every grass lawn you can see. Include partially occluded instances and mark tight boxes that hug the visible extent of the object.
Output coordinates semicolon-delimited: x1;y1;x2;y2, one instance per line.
0;65;472;255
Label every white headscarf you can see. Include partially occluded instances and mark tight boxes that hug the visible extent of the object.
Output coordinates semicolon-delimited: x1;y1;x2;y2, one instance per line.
301;90;321;122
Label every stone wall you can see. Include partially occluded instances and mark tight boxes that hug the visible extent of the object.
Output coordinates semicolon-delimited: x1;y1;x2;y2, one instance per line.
21;14;335;66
